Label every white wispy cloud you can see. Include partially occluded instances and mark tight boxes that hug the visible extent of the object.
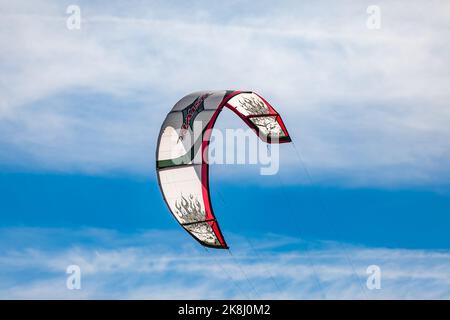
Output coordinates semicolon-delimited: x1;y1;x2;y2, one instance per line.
0;0;449;185
0;227;449;299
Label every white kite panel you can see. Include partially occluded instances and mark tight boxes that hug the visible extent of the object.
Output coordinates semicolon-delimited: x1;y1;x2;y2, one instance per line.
158;164;205;224
227;92;270;116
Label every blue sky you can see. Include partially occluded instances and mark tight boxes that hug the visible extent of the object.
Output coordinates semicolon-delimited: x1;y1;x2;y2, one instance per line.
1;0;450;299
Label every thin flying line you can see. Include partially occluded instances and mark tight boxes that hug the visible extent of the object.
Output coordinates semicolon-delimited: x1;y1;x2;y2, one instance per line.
203;247;251;299
228;249;261;299
291;142;369;299
212;185;283;296
273;170;327;299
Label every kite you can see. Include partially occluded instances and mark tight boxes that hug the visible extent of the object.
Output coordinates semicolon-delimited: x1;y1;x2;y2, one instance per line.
156;91;291;249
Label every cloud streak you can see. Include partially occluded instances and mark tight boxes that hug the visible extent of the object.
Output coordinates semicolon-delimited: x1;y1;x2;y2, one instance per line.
0;227;449;299
0;0;450;186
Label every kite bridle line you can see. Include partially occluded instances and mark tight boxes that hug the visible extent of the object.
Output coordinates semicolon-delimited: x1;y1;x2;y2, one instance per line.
269;150;328;300
289;141;369;300
201;246;252;299
209;178;283;296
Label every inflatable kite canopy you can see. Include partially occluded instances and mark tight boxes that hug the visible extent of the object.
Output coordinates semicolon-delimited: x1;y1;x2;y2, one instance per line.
156;91;291;249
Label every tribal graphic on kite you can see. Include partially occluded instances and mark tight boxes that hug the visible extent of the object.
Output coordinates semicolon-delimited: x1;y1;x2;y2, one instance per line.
156;91;291;249
179;93;210;141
